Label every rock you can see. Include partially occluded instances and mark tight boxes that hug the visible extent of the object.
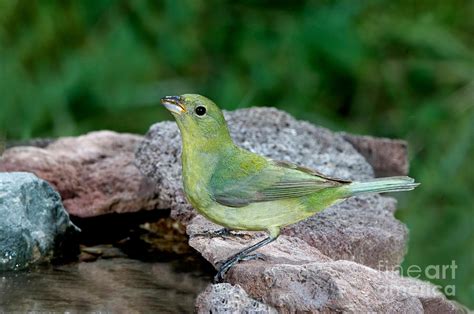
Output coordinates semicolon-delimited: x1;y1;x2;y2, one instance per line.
188;216;332;267
190;223;458;312
224;260;459;313
282;195;408;269
6;138;56;149
189;218;456;312
341;133;409;177
0;131;163;217
135;121;192;222
195;283;277;314
190;230;458;312
0;172;79;271
136;107;406;269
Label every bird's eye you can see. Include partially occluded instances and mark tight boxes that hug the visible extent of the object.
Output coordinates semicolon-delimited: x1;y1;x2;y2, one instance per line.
195;106;207;116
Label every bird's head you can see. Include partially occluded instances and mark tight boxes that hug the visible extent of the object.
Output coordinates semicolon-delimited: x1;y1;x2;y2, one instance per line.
160;94;232;149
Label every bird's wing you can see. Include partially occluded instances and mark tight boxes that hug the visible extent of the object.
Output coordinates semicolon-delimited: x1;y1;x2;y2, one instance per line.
209;152;350;208
272;160;352;184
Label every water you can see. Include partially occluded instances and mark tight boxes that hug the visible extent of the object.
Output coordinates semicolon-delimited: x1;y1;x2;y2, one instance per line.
0;214;213;313
0;257;211;312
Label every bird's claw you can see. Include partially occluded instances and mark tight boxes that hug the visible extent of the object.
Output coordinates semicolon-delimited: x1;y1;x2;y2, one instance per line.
213;252;267;283
240;252;265;261
195;228;231;238
195;228;249;239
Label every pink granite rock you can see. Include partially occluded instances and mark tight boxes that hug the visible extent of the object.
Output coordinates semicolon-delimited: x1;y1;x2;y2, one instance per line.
341;133;409;177
222;260;459;313
0;131;163;217
189;215;458;313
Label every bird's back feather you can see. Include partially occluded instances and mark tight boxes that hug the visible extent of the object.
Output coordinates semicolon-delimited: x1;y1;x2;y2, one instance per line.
209;147;347;207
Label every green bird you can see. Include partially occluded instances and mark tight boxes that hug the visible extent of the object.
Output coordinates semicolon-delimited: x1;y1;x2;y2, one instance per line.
161;94;419;282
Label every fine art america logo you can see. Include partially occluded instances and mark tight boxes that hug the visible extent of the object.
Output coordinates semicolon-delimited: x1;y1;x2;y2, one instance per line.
377;260;457;297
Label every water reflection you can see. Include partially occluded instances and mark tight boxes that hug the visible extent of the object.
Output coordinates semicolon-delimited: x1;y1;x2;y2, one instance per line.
0;257;211;312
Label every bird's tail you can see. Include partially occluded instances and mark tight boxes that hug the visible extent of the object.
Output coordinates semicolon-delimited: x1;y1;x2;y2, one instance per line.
346;176;419;196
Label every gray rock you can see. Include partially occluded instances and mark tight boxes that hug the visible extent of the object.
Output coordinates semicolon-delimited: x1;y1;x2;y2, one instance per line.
195;283;277;314
0;172;79;270
135;107;406;268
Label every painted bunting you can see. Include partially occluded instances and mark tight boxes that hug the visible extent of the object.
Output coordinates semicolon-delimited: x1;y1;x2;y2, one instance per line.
161;94;419;282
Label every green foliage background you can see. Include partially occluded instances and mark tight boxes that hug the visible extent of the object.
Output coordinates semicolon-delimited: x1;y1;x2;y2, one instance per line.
0;0;472;307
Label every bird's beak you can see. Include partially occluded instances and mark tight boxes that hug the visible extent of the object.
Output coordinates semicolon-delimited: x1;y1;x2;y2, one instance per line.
160;96;186;115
